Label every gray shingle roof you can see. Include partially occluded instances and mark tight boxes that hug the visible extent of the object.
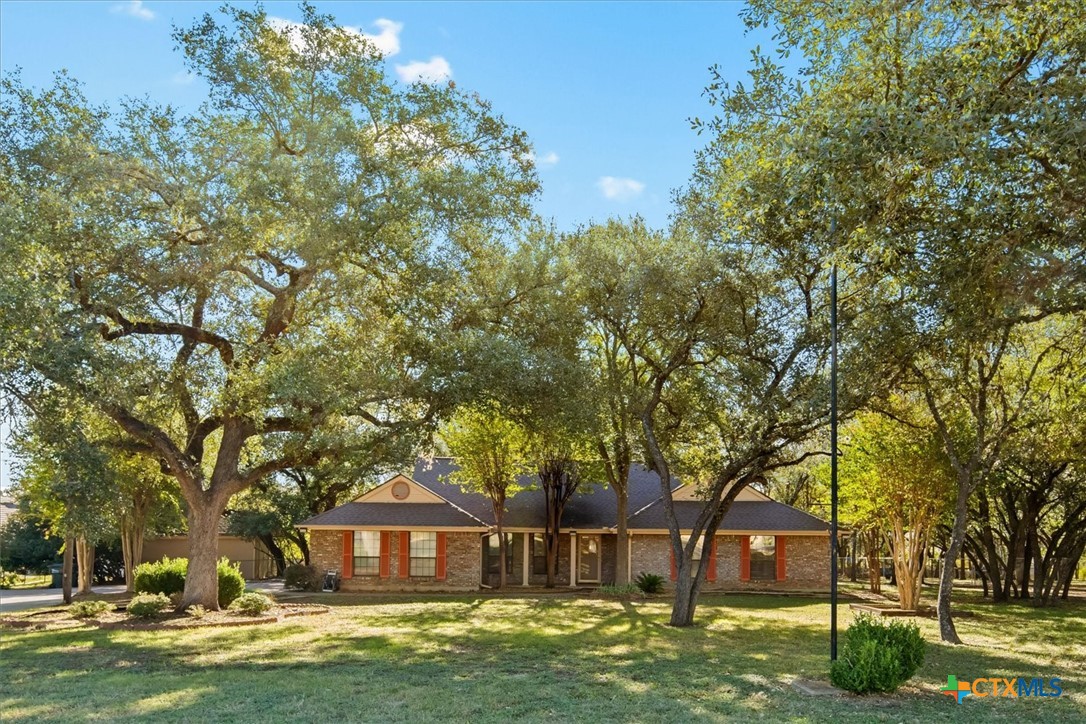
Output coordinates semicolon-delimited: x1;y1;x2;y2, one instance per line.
300;501;487;529
626;499;831;532
298;458;832;534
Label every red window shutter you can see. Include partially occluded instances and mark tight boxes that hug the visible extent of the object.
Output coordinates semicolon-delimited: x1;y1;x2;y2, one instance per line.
399;532;410;578
669;545;677;582
342;531;353;579
740;536;751;581
707;537;717;582
436;533;447;581
776;535;787;581
379;531;391;579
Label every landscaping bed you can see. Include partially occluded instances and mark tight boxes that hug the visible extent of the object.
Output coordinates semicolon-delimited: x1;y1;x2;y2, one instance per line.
0;602;329;632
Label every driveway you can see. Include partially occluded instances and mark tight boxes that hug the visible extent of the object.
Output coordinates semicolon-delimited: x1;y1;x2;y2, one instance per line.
0;585;127;613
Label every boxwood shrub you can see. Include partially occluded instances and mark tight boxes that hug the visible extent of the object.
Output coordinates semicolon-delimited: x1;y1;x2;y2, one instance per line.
127;592;172;619
284;564;322;592
133;556;246;607
830;614;926;694
228;592;273;616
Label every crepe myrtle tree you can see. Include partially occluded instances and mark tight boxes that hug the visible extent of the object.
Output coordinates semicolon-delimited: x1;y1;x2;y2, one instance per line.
0;4;536;608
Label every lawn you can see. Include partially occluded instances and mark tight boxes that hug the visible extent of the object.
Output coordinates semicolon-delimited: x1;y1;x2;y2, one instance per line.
1;591;1083;723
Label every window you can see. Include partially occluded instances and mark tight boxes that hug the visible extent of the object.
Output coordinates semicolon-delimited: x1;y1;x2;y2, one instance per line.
410;532;437;577
353;531;381;576
532;533;547;575
682;536;708;564
750;536;776;581
486;533;514;575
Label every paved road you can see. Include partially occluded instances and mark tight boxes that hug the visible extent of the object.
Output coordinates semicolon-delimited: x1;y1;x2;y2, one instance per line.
0;585;127;613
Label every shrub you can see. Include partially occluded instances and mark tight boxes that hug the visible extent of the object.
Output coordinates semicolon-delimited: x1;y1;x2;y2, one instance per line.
0;570;17;589
127;592;173;619
69;599;113;619
187;604;208;619
635;572;665;594
284;563;322;591
132;556;246;607
598;583;643;599
133;557;187;597
228;592;273;616
830;614;926;694
217;559;246;607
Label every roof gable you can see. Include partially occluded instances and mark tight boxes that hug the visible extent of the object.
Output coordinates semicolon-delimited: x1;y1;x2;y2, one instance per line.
354;474;446;504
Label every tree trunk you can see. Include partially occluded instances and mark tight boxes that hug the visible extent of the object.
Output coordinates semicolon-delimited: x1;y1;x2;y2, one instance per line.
615;487;629;585
865;530;881;594
62;537;74;604
937;482;971;644
120;512;146;593
181;499;228;610
297;533;311;566
670;564;698;626
497;527;508;590
75;537;95;594
257;533;286;577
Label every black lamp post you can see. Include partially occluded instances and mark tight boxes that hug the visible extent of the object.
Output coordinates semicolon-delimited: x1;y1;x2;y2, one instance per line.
829;258;839;662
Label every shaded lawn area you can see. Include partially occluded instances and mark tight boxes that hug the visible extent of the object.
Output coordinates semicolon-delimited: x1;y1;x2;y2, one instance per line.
1;593;1083;723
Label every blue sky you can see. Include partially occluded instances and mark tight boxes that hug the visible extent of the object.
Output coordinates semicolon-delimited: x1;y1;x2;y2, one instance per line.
0;1;774;490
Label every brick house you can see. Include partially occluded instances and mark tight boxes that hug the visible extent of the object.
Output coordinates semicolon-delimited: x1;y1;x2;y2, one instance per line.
298;457;831;592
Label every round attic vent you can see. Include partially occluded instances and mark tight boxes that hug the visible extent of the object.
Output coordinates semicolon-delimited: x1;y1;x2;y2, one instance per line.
391;481;411;500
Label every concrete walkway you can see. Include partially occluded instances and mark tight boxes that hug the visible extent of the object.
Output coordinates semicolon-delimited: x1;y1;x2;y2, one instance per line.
0;585;127;613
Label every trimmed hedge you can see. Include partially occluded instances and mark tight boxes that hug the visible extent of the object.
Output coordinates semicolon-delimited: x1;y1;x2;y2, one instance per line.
133;556;246;607
830;614;925;693
284;564;322;592
128;592;172;619
229;592;273;616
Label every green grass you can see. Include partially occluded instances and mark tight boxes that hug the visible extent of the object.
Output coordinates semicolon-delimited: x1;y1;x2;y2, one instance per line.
1;592;1083;722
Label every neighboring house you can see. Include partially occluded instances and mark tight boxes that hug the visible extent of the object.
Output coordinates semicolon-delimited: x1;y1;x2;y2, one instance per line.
142;517;277;580
0;495;18;530
297;457;832;592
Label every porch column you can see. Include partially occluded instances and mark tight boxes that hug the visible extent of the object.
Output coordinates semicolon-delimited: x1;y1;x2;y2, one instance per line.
522;532;530;586
628;532;633;584
569;532;578;587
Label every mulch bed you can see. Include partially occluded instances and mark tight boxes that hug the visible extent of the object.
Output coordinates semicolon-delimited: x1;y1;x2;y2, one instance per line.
0;603;330;632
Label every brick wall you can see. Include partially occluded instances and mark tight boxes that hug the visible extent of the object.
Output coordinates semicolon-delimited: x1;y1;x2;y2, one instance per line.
309;530;481;592
630;533;829;592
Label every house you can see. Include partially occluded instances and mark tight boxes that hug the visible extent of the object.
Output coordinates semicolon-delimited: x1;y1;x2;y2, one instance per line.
297;457;832;592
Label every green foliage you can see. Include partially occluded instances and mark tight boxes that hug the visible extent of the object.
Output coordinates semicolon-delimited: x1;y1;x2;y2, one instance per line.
186;604;208;620
133;557;188;597
0;512;62;573
0;570;19;589
127;592;173;619
598;584;643;599
635;572;665;595
228;592;274;616
216;559;246;608
830;615;925;693
68;599;113;619
0;1;537;609
284;564;322;592
133;556;245;607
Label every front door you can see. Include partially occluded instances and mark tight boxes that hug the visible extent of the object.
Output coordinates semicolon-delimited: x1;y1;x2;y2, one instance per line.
578;534;601;583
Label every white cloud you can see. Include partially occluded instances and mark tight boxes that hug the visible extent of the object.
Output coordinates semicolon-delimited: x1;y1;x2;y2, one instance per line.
395;56;453;84
111;1;154;21
172;71;195;85
521;150;560;167
597;176;645;201
266;16;403;58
